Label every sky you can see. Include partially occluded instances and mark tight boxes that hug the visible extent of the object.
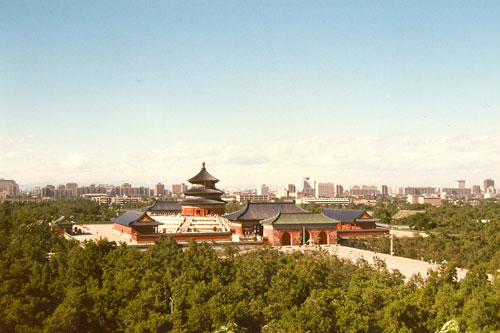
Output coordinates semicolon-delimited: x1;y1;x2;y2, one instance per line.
1;1;500;189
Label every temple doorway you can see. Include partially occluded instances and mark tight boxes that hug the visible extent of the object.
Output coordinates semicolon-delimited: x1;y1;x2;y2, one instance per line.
281;232;291;246
318;231;328;244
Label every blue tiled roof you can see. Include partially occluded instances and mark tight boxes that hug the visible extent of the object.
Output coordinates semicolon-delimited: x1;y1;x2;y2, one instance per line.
111;210;147;226
322;209;366;222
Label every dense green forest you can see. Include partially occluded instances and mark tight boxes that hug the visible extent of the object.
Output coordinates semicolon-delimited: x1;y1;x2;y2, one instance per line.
350;201;500;271
1;200;500;332
302;199;500;270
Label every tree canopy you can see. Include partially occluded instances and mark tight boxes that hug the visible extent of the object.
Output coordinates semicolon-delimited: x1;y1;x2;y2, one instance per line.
1;200;500;332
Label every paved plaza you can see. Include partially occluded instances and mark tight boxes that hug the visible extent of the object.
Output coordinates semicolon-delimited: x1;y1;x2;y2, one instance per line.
389;229;428;238
68;223;141;244
281;244;467;281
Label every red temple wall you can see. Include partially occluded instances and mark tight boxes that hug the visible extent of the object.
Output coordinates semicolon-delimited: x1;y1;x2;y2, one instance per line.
114;223;134;235
264;227;338;246
182;206;225;216
131;234;158;242
55;227;66;236
230;222;243;235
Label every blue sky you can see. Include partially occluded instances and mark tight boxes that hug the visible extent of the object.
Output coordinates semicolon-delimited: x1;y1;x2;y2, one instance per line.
1;1;500;188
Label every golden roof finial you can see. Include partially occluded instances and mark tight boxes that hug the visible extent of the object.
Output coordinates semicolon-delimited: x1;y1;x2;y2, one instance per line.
202;161;206;168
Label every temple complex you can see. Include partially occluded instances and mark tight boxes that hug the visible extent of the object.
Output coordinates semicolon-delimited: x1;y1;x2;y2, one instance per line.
180;162;226;216
101;164;389;245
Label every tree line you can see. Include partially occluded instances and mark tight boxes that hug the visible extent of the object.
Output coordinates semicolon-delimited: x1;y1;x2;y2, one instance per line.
356;201;500;271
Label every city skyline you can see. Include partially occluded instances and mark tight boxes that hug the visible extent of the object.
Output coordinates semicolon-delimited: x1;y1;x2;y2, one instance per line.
11;173;498;193
2;1;500;187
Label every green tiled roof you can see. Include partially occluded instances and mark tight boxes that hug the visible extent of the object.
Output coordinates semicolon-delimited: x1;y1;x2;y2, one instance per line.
52;216;74;226
261;212;338;225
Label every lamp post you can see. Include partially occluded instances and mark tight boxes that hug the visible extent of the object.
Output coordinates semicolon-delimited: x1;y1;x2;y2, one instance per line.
390;233;394;256
169;294;177;313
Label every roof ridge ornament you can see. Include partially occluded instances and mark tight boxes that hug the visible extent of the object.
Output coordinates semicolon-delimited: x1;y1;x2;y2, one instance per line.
202;161;205;168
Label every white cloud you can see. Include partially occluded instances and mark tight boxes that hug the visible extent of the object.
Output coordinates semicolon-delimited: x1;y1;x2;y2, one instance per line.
0;135;33;145
61;153;90;170
2;133;500;188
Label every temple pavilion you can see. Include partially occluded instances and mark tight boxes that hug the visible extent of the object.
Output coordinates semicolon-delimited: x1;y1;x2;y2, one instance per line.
261;212;338;246
224;202;307;237
180;162;227;216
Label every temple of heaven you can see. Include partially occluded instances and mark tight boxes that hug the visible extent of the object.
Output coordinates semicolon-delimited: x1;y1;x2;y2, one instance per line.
180;162;227;216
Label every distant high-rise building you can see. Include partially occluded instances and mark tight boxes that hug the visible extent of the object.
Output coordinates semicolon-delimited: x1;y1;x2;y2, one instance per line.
277;188;289;198
301;177;315;196
471;185;481;195
381;185;388;196
257;184;269;196
172;183;187;196
403;187;438;196
391;187;405;196
441;187;471;198
32;187;41;196
455;180;466;189
66;183;78;197
336;184;344;197
350;185;378;197
288;184;296;193
0;179;19;197
484;179;495;191
54;184;68;197
42;185;55;198
118;183;132;196
154;182;165;197
315;182;335;198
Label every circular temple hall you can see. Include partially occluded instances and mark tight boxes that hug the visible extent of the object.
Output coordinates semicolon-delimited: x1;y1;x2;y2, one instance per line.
180;162;227;216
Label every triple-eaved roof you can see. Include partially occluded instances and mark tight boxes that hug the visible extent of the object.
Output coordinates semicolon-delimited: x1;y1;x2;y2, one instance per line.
224;202;307;221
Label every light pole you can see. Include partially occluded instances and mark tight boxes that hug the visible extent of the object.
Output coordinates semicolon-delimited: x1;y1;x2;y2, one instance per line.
169;294;176;313
390;233;394;256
